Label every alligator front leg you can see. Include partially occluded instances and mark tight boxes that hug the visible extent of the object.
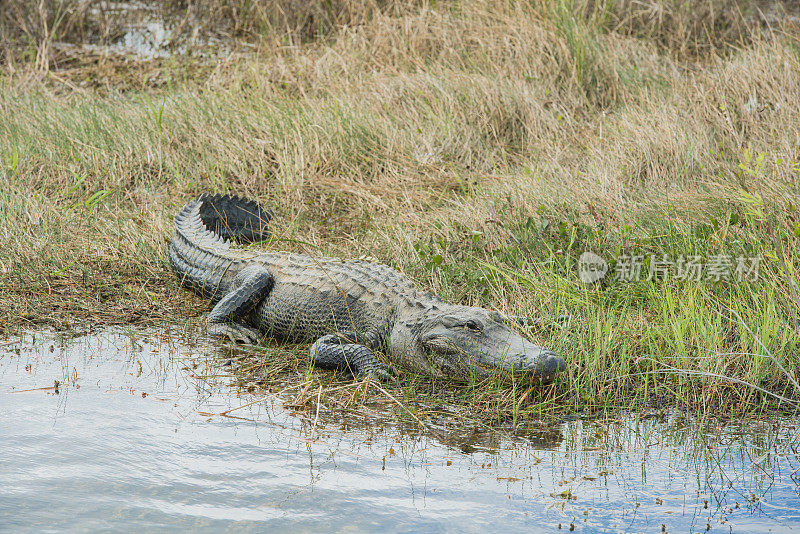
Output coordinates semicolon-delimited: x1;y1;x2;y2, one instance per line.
207;265;273;344
309;332;394;382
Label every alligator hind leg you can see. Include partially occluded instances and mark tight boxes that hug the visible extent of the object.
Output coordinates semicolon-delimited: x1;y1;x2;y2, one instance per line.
309;332;394;382
207;266;273;344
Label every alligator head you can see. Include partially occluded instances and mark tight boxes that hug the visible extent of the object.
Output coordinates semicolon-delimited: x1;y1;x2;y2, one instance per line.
390;306;565;381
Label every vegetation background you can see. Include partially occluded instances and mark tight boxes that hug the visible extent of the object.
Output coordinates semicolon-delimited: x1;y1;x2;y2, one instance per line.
1;0;798;422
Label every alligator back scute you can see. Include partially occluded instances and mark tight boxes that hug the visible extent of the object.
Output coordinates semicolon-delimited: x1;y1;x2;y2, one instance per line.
197;193;272;244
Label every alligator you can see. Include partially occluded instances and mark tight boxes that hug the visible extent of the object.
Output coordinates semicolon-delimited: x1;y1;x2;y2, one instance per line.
168;194;566;382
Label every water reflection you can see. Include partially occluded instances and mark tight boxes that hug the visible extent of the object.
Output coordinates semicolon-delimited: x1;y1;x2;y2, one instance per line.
0;329;798;532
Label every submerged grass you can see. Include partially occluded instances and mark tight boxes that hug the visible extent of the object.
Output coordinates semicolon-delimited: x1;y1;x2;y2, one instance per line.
1;0;799;424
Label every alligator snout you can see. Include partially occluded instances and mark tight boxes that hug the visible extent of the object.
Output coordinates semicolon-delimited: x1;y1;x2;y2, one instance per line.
499;338;566;380
524;348;566;380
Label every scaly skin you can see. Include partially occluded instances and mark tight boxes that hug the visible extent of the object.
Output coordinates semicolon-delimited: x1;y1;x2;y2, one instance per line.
169;194;566;382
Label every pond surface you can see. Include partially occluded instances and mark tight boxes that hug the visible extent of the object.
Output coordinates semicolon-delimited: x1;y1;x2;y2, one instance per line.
1;329;798;533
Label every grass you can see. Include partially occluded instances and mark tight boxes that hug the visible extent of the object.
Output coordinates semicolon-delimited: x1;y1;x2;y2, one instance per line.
1;0;799;425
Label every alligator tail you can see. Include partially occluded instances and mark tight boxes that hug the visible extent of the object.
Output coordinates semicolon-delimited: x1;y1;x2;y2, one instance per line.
169;194;272;299
194;193;272;244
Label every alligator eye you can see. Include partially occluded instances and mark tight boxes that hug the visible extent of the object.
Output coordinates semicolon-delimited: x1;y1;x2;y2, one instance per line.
464;320;481;332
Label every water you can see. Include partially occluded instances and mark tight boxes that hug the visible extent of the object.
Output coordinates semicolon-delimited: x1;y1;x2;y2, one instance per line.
59;2;212;59
1;329;798;533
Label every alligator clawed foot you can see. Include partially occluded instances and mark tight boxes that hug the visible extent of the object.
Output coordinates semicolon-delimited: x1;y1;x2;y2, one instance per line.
351;354;396;384
358;365;397;384
208;322;261;345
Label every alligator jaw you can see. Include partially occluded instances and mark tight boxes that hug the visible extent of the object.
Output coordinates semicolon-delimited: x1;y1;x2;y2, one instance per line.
391;306;567;382
474;338;566;382
515;335;565;374
515;346;566;383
